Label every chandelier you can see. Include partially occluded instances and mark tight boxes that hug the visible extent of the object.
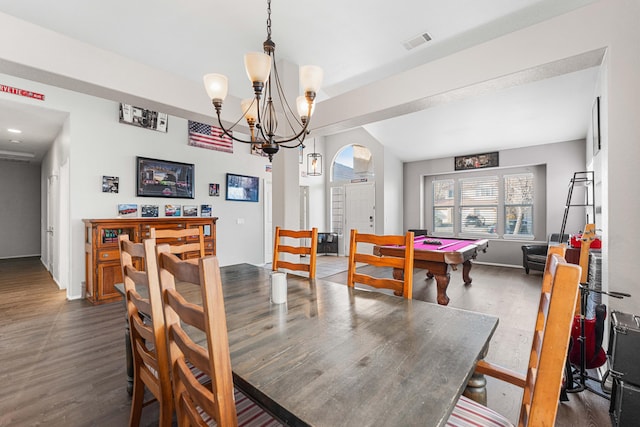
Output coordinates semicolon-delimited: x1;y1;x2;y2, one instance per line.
203;0;323;162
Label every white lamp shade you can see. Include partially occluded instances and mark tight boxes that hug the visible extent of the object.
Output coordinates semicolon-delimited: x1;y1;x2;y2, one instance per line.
244;52;272;83
300;65;323;93
296;96;315;118
203;73;228;101
241;98;258;121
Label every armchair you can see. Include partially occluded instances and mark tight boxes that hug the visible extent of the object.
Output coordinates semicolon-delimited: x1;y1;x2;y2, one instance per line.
521;233;568;274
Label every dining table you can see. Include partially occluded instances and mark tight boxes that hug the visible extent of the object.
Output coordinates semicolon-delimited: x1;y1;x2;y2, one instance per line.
117;262;499;426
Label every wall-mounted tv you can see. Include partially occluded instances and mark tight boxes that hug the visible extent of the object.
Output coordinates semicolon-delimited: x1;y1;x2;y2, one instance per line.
136;156;195;199
226;173;259;202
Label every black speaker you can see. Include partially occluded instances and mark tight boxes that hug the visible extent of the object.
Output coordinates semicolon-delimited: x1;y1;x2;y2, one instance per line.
610;379;640;426
608;311;640;385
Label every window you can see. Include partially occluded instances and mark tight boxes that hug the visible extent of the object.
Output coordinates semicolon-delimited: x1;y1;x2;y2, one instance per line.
428;166;541;239
331;144;374;183
433;180;454;234
330;186;344;235
460;176;498;235
504;173;534;237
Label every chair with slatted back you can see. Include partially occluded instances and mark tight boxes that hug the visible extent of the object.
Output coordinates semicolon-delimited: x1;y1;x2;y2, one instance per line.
150;226;205;259
272;227;319;279
347;229;415;299
118;234;173;427
447;246;581;427
154;244;282;427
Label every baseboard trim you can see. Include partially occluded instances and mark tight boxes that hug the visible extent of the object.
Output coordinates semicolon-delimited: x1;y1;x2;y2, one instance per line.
474;261;523;269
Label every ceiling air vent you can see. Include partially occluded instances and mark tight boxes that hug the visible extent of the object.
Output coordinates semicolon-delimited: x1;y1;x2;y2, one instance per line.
403;32;432;51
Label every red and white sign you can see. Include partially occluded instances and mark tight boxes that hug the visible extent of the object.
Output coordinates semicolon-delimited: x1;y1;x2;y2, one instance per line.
0;84;45;101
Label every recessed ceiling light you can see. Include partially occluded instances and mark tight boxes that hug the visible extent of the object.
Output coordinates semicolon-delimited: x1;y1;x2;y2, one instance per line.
7;128;22;134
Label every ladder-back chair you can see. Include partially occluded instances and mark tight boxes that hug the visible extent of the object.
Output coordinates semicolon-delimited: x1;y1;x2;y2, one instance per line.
155;244;281;426
272;227;319;279
447;246;580;427
118;235;173;427
347;229;415;299
150;226;205;259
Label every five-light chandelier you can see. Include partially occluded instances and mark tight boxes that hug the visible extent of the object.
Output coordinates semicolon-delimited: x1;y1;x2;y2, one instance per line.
203;0;323;162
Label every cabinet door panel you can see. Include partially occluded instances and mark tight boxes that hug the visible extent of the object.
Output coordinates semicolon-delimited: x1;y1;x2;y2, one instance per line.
98;261;124;301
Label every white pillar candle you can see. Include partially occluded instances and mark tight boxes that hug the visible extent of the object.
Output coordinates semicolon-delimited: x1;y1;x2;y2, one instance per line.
270;272;287;304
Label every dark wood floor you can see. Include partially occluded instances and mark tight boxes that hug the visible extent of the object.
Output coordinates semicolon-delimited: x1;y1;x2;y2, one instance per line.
0;256;611;426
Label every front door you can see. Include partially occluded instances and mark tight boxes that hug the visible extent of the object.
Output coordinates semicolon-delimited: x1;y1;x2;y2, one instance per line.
344;182;375;255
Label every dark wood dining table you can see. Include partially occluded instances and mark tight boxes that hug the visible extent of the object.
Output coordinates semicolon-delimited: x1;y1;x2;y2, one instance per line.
117;263;498;426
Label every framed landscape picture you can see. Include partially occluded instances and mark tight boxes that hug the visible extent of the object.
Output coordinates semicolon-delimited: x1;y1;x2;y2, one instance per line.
136;156;194;199
226;173;259;202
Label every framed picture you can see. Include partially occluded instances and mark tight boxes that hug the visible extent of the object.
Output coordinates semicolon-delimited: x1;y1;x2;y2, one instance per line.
226;173;259;202
209;183;220;197
118;204;137;217
201;204;212;217
183;205;198;217
165;204;181;217
454;152;499;171
251;143;268;157
136;156;194;199
141;205;159;217
592;96;600;155
102;176;119;193
119;103;168;132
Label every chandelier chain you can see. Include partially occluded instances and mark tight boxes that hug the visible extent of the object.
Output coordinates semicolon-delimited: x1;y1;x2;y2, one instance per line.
266;0;272;40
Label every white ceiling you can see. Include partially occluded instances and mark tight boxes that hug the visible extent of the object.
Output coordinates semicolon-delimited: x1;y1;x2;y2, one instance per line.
0;0;598;163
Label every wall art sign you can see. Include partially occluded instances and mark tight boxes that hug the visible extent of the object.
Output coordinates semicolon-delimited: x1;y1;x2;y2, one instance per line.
188;120;233;153
119;103;168;132
454;152;499;171
0;83;45;100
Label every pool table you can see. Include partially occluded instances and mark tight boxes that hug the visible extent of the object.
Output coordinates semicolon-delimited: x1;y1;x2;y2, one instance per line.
374;236;488;305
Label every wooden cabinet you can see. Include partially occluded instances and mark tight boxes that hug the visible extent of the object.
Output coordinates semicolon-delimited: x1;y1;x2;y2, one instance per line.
83;217;218;304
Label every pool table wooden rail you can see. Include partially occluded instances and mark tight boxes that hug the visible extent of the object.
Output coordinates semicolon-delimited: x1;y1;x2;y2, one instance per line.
374;237;488;305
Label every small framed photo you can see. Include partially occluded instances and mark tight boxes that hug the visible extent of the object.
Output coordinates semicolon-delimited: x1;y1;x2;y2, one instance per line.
201;204;212;217
165;204;181;217
183;205;198;217
118;204;137;217
141;205;159;218
102;176;119;193
209;183;220;197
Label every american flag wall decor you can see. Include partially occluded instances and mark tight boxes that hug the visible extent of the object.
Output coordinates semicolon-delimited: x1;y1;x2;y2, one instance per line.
188;120;233;153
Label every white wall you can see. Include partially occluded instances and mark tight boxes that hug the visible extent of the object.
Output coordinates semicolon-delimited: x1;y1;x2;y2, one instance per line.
299;137;327;230
383;147;404;235
0;160;40;258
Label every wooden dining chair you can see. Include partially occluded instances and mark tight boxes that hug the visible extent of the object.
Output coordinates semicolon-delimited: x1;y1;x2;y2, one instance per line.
154;244;282;426
347;229;415;299
447;246;580;427
150;226;205;259
272;227;319;279
118;234;173;427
